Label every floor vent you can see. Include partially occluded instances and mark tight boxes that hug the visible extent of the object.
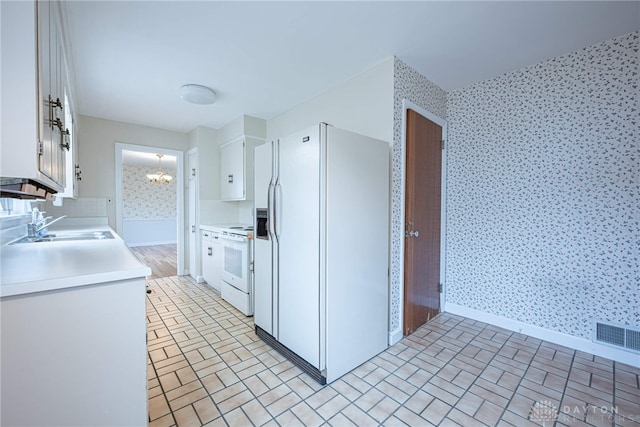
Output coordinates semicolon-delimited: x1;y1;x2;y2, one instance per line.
594;321;640;352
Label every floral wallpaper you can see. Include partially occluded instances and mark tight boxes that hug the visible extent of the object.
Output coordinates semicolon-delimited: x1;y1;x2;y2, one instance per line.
122;164;176;220
445;32;639;340
391;58;448;334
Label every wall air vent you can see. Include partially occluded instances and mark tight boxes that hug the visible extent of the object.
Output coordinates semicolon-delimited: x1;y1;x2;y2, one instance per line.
626;329;640;352
594;321;640;353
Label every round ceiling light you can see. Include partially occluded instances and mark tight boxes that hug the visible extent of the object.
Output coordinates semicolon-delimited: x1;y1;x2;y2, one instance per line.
180;84;217;105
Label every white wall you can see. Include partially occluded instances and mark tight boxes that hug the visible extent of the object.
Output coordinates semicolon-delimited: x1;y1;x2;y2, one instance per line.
189;125;219;202
267;58;395;143
77;116;189;228
192;117;266;227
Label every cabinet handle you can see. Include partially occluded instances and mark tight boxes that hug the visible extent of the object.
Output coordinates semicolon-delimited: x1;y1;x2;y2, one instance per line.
191;168;196;177
191;225;195;233
207;247;212;256
60;128;70;150
51;118;63;132
75;164;82;181
48;96;63;110
47;96;63;131
228;174;233;183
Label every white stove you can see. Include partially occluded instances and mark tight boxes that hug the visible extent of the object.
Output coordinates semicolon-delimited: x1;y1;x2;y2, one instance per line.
213;224;254;316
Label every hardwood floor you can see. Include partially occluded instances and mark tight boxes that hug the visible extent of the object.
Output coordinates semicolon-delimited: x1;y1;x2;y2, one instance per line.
129;244;177;279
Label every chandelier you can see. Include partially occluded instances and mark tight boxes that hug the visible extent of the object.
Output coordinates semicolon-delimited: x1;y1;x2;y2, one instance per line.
146;154;173;183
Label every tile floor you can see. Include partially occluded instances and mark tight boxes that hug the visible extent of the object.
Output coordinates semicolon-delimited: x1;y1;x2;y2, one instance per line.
146;276;640;427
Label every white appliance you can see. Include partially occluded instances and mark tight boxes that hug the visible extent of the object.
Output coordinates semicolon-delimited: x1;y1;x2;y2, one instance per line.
219;225;253;316
253;123;390;384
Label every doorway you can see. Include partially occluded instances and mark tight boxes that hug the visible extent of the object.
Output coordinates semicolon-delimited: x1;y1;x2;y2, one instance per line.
402;103;447;336
115;143;185;276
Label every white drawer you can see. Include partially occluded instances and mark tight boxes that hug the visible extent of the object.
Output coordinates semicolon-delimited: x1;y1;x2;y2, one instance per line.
221;280;252;316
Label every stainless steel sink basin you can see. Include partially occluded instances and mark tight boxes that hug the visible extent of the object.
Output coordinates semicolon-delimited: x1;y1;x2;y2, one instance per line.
11;231;115;244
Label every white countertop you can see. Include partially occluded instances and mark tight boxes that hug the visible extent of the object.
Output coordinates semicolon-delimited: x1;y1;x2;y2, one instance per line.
201;223;254;238
1;224;151;298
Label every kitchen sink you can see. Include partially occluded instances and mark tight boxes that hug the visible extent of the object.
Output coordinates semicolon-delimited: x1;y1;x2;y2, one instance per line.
11;231;115;244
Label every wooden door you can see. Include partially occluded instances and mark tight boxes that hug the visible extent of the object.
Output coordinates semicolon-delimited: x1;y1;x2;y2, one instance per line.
404;109;442;335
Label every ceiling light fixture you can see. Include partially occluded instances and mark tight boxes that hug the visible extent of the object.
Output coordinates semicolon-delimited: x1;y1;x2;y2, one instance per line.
180;84;216;105
146;154;173;183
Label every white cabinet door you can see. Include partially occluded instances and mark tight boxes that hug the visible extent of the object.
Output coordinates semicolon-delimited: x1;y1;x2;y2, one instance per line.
201;230;213;283
0;278;148;426
211;233;222;291
220;138;245;200
38;0;67;188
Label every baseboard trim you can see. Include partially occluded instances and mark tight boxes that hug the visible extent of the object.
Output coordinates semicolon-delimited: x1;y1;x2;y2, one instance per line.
389;328;403;346
445;303;640;368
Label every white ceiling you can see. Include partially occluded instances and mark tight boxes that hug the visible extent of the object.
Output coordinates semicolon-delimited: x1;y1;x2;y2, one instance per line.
65;1;639;133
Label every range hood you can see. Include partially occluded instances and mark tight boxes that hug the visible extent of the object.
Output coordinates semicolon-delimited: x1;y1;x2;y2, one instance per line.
0;177;57;200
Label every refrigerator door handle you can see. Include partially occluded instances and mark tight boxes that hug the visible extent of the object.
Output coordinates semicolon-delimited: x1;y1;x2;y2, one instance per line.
274;182;282;238
273;139;281;240
267;180;275;236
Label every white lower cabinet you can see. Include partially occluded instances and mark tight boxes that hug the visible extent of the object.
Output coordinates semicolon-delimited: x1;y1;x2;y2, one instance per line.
201;228;222;291
0;278;147;427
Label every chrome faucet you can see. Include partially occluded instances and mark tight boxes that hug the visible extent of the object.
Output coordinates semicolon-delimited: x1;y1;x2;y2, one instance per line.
27;215;67;238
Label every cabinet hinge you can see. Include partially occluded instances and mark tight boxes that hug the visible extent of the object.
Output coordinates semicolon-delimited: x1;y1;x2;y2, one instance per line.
438;283;443;293
441;140;445;150
38;141;44;156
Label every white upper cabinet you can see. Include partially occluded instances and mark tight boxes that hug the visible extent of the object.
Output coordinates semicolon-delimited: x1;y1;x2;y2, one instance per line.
0;0;76;198
220;136;263;201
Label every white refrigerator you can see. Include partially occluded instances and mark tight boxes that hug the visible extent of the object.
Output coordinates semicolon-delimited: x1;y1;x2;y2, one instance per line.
253;123;389;384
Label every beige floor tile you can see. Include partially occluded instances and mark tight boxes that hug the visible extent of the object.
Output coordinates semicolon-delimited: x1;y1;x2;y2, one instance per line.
276;409;306;427
217;389;254;414
327;412;359;427
290;401;325;427
193;396;221;424
354;387;385;412
149;413;176;427
474;399;504;426
168;387;209;413
173;404;201;427
265;390;302;417
422;398;452;425
259;383;294;406
244;374;271;397
368;396;401;423
287;376;317;400
448;407;487;426
391;406;435;427
147;277;631;427
149;394;172;421
316;394;350;421
222;407;252;426
404;389;435;414
455;391;484;417
241;399;273;426
159;371;181;392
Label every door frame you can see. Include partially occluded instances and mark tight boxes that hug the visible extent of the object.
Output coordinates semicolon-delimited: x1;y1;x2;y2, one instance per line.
115;142;186;275
187;147;200;281
398;99;448;339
